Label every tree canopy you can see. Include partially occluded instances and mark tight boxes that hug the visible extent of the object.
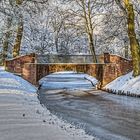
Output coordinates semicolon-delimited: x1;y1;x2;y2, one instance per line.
0;0;140;76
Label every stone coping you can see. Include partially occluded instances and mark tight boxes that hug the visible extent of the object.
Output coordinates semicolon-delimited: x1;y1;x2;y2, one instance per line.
24;63;107;65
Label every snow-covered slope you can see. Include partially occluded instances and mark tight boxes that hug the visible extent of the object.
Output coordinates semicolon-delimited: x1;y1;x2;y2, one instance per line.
0;67;37;95
0;67;95;140
105;71;140;95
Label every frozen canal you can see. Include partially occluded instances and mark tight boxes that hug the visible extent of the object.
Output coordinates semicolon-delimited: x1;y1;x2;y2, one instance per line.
38;72;140;140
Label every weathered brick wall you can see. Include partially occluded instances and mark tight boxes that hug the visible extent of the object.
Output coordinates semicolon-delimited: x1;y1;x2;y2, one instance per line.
101;53;133;87
22;63;105;85
22;63;37;85
101;64;118;87
22;61;132;87
5;53;36;74
106;54;133;76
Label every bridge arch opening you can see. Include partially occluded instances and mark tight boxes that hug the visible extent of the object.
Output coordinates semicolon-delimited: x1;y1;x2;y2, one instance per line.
38;71;98;90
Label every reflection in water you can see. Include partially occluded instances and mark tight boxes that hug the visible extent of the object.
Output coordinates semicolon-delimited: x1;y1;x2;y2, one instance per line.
39;89;140;140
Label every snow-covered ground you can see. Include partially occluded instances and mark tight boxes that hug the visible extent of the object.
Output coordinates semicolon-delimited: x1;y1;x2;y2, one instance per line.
105;71;140;95
0;67;95;140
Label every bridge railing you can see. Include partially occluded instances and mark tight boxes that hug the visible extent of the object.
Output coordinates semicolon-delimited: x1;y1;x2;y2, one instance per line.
37;54;104;63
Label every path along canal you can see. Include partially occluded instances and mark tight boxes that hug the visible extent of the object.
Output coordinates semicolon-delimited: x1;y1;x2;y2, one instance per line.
38;72;140;140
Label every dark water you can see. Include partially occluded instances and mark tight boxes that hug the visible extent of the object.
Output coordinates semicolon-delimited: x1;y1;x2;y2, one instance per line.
38;89;140;140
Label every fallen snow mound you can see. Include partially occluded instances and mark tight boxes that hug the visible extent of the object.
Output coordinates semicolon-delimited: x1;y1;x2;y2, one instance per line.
105;71;140;95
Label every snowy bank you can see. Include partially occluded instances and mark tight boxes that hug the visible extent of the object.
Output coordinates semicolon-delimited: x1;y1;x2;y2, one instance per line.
104;71;140;97
0;67;95;140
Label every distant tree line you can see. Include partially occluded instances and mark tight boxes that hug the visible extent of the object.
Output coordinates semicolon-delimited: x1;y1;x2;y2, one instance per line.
0;0;140;76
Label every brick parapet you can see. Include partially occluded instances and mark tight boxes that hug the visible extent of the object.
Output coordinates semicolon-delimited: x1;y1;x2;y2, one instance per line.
4;53;36;74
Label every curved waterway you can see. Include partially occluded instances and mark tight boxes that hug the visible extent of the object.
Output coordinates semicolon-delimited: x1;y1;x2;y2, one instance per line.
38;72;140;140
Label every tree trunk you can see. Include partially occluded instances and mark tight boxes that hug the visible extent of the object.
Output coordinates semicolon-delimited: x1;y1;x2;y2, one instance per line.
2;17;12;62
88;33;97;63
81;0;97;63
13;17;23;57
55;34;59;53
16;0;23;5
124;45;129;58
125;1;140;76
13;0;23;58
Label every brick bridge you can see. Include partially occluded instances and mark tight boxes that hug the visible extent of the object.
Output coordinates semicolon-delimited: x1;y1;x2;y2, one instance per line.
5;53;133;88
